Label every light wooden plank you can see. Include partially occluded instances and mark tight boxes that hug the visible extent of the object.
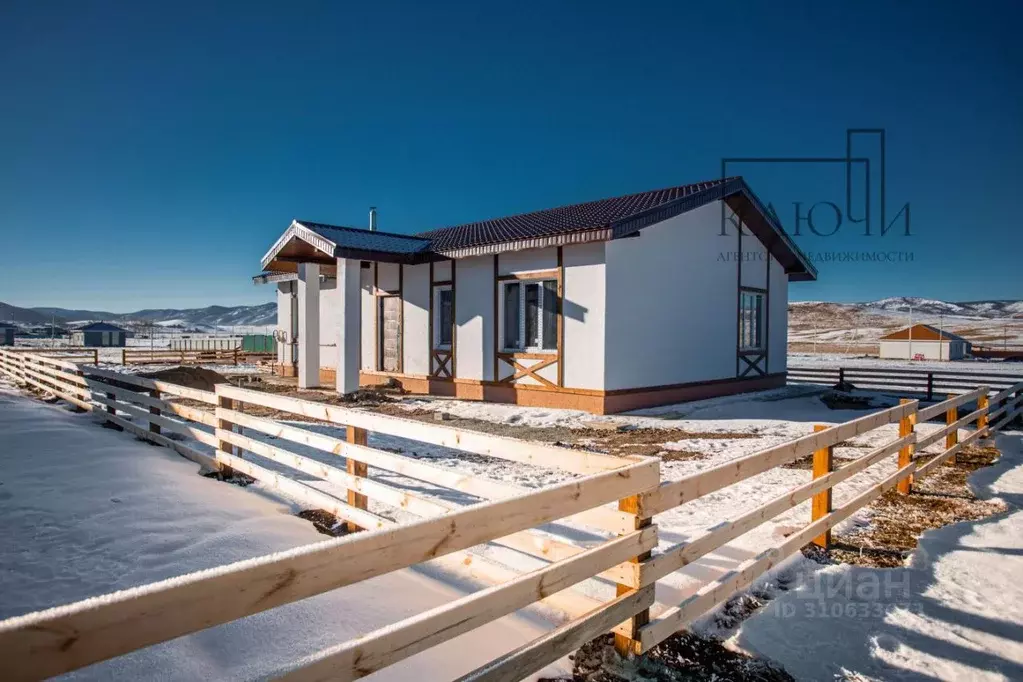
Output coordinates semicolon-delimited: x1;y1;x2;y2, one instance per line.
218;407;636;534
635;433;914;587
216;428;454;518
638;458;918;651
454;586;655;682
991;382;1023;405
93;395;218;448
83;378;168;411
19;372;93;411
0;458;657;681
275;528;657;682
917;386;987;422
215;384;628;474
163;401;218;428
20;359;88;386
215;449;392;531
915;426;988;480
640;401;918;516
100;410;218;472
20;365;92;399
82;366;218;404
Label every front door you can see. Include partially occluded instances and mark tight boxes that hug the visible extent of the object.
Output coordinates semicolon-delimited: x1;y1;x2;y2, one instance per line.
380;296;401;372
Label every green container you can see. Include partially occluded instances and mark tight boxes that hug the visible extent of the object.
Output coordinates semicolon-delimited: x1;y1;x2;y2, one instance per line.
241;334;276;353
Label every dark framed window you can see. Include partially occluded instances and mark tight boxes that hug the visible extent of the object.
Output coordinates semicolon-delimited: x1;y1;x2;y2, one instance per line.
434;286;453;348
739;289;766;351
502;279;558;351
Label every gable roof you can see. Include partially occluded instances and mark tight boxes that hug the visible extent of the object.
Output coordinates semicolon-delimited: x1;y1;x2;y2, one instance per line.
78;322;126;332
258;176;816;281
880;324;970;342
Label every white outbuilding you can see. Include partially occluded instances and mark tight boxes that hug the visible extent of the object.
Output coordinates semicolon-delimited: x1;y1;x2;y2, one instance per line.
879;324;971;361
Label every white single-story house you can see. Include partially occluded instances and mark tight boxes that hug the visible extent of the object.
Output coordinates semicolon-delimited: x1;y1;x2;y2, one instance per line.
879;324;971;361
71;322;128;347
254;177;817;414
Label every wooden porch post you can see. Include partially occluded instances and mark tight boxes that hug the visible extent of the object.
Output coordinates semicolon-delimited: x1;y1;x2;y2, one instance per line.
811;424;833;548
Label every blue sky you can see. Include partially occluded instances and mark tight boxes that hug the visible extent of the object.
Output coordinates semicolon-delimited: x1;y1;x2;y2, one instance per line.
1;1;1020;311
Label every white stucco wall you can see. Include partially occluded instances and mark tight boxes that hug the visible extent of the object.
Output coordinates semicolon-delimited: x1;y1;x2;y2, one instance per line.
402;263;431;375
433;260;452;283
604;200;788;391
276;281;294;365
498;247;558;275
768;255;788;374
739;228;768;289
562;242;606;390
318;278;339;369
376;262;400;292
360;266;376;370
453;256;494;381
879;339;961;361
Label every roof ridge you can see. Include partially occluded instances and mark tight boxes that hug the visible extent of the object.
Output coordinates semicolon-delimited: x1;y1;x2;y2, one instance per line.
414;177;739;237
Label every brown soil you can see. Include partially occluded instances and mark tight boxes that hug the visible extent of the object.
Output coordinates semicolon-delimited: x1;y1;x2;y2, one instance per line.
370;402;757;458
551;632;793;682
297;509;354;536
810;444;1007;568
140;366;229;392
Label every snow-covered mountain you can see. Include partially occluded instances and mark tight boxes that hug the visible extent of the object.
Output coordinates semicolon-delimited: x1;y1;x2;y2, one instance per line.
1;301;277;330
860;297;1023;319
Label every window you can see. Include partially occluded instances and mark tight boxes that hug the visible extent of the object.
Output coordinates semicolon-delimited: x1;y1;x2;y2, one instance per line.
502;279;558;351
739;290;765;351
433;286;453;348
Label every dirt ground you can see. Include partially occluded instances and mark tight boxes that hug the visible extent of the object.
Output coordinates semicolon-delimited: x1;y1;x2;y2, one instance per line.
816;443;1008;568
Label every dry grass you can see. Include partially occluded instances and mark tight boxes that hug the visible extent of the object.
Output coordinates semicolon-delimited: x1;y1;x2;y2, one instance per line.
820;444;1007;568
550;632;793;682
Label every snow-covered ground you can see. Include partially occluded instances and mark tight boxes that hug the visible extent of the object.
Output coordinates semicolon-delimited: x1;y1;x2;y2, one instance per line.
734;429;1023;681
0;383;571;680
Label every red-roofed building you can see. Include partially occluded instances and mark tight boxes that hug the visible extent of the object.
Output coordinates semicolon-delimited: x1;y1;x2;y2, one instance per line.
255;178;817;413
879;324;971;361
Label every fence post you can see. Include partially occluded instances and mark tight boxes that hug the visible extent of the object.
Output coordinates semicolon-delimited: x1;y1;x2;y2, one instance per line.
811;424;834;548
838;367;845;386
978;394;990;439
346;426;369;533
215;385;235;478
897;398;916;495
121;348;126;365
613;494;652;658
926;373;934;401
148;388;162;436
945;394;958;464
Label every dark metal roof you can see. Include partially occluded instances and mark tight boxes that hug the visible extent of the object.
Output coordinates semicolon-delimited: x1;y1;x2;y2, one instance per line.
416;179;732;252
296;221;432;255
263;177;816;279
78;322;126;332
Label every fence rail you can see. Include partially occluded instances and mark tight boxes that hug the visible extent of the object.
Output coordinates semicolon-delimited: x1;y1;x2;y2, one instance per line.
121;347;240;365
789;365;1023;400
0;348;657;682
0;348;1021;679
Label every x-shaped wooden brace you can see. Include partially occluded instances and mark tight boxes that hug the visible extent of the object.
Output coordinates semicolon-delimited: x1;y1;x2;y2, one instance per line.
739;353;766;377
432;351;452;378
503;356;558;388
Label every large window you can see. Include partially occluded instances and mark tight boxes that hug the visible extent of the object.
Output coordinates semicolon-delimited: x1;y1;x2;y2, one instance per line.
502;279;558;351
433;286;453;348
739;290;765;351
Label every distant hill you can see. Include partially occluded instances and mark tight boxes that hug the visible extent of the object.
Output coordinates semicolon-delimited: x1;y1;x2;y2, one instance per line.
0;302;60;325
1;301;276;331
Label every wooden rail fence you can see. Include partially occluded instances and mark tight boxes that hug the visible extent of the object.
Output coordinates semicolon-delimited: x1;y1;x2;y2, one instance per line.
0;347;1021;679
121;347;240;365
789;365;1023;400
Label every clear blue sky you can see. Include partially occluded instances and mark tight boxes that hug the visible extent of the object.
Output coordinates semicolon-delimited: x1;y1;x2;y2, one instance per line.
1;1;1020;311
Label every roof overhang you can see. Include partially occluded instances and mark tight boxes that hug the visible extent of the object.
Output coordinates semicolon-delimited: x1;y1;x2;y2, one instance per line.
260;220;436;273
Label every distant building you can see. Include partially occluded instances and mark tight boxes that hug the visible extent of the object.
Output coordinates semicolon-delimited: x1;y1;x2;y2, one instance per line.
879;324;971;361
71;322;128;347
0;322;15;346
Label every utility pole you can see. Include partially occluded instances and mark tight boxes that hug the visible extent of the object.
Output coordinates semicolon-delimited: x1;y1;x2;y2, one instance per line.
938;314;944;361
907;302;913;361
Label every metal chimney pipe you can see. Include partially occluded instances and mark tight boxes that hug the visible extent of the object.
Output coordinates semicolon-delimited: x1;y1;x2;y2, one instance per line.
369;207;378;231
